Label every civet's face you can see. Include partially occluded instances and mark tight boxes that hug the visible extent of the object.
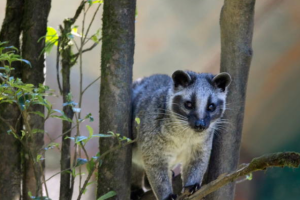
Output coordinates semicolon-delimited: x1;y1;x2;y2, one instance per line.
171;71;231;132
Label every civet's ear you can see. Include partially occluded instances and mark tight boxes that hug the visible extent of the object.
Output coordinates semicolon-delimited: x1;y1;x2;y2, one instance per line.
172;70;191;88
213;72;232;92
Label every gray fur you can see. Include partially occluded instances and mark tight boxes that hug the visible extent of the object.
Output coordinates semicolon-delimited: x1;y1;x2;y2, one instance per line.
131;70;231;200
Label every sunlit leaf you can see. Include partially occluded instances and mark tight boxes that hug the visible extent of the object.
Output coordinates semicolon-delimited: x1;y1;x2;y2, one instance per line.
135;117;140;125
246;173;252;181
36;154;42;162
86;125;93;138
71;26;82;37
46;27;58;46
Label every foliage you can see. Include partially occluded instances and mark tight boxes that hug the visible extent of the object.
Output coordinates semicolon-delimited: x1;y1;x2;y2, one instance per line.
0;40;132;199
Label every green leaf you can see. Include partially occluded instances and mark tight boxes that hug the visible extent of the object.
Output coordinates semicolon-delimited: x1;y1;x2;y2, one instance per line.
87;0;103;5
91;35;98;43
89;116;94;122
65;136;75;140
18;59;32;67
5;46;19;52
75;135;88;144
84;113;94;122
246;173;252;181
87;181;96;187
44;143;59;150
46;27;58;46
76;158;88;167
36;154;42;162
28;191;33;198
135;117;140;125
97;191;117;200
51;109;73;122
63;101;77;107
29;111;45;118
86;159;95;173
51;115;73;122
71;26;82;37
86;125;93;138
92;134;113;138
40;27;59;55
32;129;45;134
21;130;26;140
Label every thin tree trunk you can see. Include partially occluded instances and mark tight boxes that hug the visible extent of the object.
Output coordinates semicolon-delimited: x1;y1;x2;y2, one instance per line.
21;0;51;198
58;3;85;199
0;1;24;199
205;1;256;200
59;21;74;200
97;0;136;199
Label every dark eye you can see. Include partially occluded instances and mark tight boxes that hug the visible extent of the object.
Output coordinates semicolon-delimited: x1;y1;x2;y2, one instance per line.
207;103;216;112
184;101;193;109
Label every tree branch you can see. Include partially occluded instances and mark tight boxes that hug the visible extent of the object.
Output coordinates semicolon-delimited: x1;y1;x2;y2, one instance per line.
71;38;102;59
179;152;300;200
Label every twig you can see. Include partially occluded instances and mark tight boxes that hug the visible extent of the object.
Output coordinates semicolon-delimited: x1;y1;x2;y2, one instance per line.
71;113;81;194
178;152;300;200
41;162;50;198
71;0;86;23
83;3;102;43
44;168;72;183
81;76;101;95
72;38;102;58
56;37;62;94
14;113;22;133
0;115;16;133
39;124;78;152
80;142;90;161
43;138;137;191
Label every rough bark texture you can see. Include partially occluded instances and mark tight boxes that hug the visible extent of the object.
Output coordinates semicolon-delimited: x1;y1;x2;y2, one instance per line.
97;0;136;199
59;20;74;200
21;0;51;198
0;0;24;199
205;1;256;200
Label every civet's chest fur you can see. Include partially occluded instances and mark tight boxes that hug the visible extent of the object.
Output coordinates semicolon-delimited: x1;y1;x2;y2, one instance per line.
131;70;231;200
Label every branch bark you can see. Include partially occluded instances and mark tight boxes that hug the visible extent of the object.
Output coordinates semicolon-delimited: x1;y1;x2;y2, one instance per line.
97;0;136;199
0;0;24;199
179;152;300;200
59;2;85;200
204;1;256;200
21;0;51;198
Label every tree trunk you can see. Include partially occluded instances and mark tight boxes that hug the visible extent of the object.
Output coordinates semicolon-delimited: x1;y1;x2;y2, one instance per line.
0;0;24;199
58;3;85;199
21;0;51;198
59;20;75;200
97;0;136;199
205;1;256;200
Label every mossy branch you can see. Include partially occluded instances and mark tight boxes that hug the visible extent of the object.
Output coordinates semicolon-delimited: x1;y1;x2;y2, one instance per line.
179;152;300;200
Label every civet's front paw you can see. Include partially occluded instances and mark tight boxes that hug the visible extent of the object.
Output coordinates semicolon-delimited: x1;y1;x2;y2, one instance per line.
184;183;200;195
165;193;178;200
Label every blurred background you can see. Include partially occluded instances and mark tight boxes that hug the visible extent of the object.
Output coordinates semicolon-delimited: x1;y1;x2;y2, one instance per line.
1;0;300;199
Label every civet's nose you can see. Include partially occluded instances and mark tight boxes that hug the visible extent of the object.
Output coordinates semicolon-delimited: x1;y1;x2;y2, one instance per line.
195;120;206;131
